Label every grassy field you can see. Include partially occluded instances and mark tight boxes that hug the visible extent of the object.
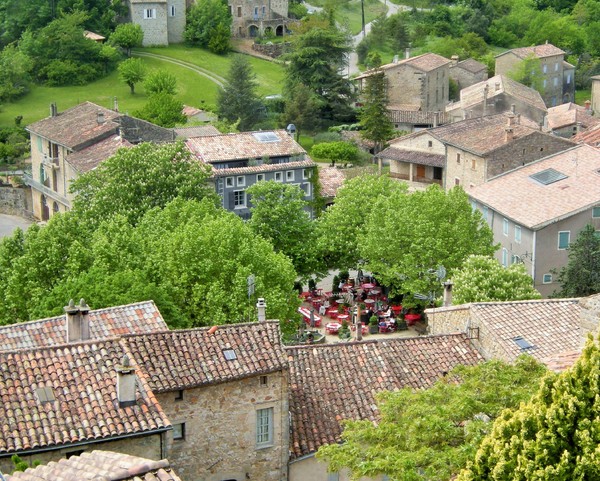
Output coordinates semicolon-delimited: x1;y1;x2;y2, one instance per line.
0;46;285;127
576;89;591;105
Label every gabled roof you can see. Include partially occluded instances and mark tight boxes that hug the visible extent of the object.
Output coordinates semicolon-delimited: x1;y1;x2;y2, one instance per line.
376;146;445;167
287;334;483;458
123;321;287;393
0;339;170;456
453;58;487;74
468;144;600;229
318;166;346;198
427;299;581;367
175;125;221;138
573;122;600;145
209;159;315;177
387;109;450;126
5;450;182;481
185;130;307;163
66;134;132;173
0;301;168;352
355;53;450;80
496;43;565;60
547;103;600;131
26;102;120;151
457;74;547;112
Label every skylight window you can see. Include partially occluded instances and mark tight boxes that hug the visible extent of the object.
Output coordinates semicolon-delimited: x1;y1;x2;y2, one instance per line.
253;132;280;143
530;168;568;185
223;349;237;360
35;386;56;403
514;336;533;350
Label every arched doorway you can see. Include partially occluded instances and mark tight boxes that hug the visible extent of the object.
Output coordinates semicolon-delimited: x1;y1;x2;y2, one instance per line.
53;201;59;214
264;26;273;37
41;195;49;221
276;25;284;36
248;25;259;37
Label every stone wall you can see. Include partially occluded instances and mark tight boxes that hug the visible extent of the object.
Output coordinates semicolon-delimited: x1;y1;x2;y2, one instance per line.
252;42;288;58
156;370;289;481
577;294;600;347
426;305;470;335
0;432;163;475
0;185;32;217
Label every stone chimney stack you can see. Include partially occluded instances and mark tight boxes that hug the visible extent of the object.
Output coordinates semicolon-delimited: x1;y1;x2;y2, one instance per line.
50;103;57;117
355;305;362;341
505;126;514;142
495;81;501;92
116;355;137;408
482;84;489;117
257;298;267;322
65;299;91;343
451;55;459;66
113;96;119;112
97;110;105;125
442;281;453;307
405;47;410;59
433;111;439;128
585;100;591;111
507;111;516;127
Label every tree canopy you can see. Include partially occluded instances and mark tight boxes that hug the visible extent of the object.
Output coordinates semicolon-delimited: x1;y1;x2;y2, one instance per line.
458;336;600;481
184;0;231;54
118;57;147;94
452;255;541;304
134;92;186;127
110;23;144;57
358;68;395;154
318;356;548;481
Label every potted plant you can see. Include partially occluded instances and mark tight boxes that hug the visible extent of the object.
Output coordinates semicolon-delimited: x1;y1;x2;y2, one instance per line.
369;315;379;334
338;320;351;340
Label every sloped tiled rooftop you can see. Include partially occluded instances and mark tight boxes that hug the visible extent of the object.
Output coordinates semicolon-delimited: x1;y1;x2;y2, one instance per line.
66;134;132;173
497;43;565;60
468;144;600;228
547;103;600;131
355;53;450;80
287;334;483;458
319;166;346;198
0;339;170;455
0;301;168;352
377;146;445;167
454;58;487;73
124;321;288;392
5;450;182;481
26;102;120;150
573;122;600;145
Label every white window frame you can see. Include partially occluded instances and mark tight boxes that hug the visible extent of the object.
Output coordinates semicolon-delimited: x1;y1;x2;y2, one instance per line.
543;273;553;284
286;170;295;181
515;225;522;243
274;171;283;182
503;218;509;236
173;422;185;440
225;176;234;188
256;407;274;447
592;206;600;218
237;175;246;187
558;231;570;250
302;169;311;180
303;182;311;197
169;5;175;16
567;73;571;84
233;190;246;209
502;248;508;267
143;8;156;19
256;173;265;182
555;62;559;71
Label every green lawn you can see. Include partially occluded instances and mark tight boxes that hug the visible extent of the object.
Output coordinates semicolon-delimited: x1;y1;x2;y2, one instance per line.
576;89;591;105
0;45;285;127
338;0;387;35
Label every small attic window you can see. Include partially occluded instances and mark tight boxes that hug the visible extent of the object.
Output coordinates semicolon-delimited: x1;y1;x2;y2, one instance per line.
253;132;280;143
223;349;237;360
514;336;533;350
530;168;567;185
35;386;55;403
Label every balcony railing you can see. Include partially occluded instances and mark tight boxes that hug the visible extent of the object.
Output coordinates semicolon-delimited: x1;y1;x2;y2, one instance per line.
23;173;71;208
41;154;59;169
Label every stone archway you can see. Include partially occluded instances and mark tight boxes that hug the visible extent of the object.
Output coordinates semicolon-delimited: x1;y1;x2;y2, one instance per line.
276;25;284;36
53;201;60;214
248;24;259;37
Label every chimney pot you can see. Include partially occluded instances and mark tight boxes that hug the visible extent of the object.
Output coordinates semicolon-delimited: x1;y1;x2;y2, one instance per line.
97;110;105;125
404;47;410;59
64;299;90;343
505;126;514;142
433;111;439;128
116;355;137;408
511;104;516;114
443;281;453;307
113;96;119;112
451;55;459;66
257;298;267;322
495;82;501;91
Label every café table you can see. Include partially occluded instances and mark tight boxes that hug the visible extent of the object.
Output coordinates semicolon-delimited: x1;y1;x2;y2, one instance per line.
326;322;342;334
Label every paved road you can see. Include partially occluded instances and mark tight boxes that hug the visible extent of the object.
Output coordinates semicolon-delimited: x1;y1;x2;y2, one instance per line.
0;213;33;238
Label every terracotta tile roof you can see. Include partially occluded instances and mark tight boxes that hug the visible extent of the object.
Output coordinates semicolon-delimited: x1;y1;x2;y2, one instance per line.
355;53;450;80
457;75;547;112
26;102;120;150
185;130;307;163
175;125;220;138
387;109;450;126
573;123;600;145
66;134;132;173
287;334;483;458
123;321;287;393
542;350;581;372
468;144;600;228
5;451;182;481
210;159;315;177
454;58;487;73
0;339;170;456
547;103;600;131
83;30;105;41
318;166;346;198
377;146;445;167
0;301;169;352
497;43;565;60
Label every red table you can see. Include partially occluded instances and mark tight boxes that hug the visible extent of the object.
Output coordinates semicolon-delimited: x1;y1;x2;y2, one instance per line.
361;283;375;290
326;308;339;319
326;322;342;334
337;314;349;323
298;307;322;327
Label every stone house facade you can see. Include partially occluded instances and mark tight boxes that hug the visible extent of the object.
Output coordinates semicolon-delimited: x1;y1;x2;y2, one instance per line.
468;144;600;297
546;102;600;138
448;56;488;91
128;0;186;46
495;43;575;107
229;0;289;37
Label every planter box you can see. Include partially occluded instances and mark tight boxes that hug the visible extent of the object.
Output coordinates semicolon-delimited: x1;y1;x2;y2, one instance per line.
405;314;421;326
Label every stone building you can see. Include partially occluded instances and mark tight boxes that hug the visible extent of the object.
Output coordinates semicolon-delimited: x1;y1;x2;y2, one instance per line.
128;0;186;46
229;0;290;37
546;102;600;138
448;56;488;91
495;43;575;107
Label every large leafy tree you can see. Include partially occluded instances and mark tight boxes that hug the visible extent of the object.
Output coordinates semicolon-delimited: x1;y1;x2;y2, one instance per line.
358;67;395;154
311;141;360;167
144;69;178;95
453;255;541;304
184;0;231;54
118;57;147;94
109;23;143;57
318;356;548;481
133;92;186;127
247;181;320;279
554;224;600;297
216;55;264;131
284;20;355;126
458;336;600;481
283;82;322;140
0;44;32;102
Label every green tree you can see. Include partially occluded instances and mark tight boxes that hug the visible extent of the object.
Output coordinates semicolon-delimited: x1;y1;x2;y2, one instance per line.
247;180;320;278
283;82;322;140
554;224;600;297
0;44;32;102
507;53;545;94
452;255;541;304
134;92;186;127
144;69;177;95
216;55;264;131
118;57;147;94
458;336;600;481
358;68;395;154
109;23;143;57
319;356;548;481
311;141;360;167
70;141;216;228
0;0;52;46
184;0;231;54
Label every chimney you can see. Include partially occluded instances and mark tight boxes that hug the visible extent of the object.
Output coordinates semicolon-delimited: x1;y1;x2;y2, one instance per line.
65;299;90;343
355;305;362;341
257;298;267;322
433;111;439;128
50;103;57;117
404;47;410;59
393;54;399;63
482;84;489;117
113;96;119;112
506;111;515;127
116;355;137;408
442;281;453;307
516;113;521;125
451;55;459;66
495;82;501;92
511;104;516;115
585;100;591;111
505;126;514;142
576;121;582;134
97;110;105;125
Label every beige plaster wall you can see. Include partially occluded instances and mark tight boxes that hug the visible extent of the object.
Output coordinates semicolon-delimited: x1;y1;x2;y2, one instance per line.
289;455;387;481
